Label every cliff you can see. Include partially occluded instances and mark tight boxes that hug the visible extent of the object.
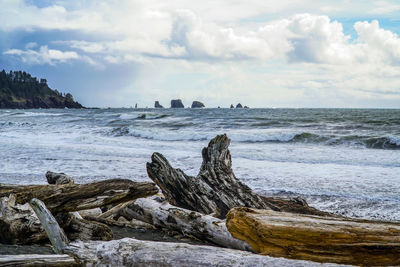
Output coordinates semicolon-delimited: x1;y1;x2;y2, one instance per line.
0;70;84;109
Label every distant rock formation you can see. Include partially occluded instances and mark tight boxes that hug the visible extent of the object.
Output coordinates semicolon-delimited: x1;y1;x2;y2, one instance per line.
191;101;205;108
230;104;234;108
0;70;84;109
236;103;243;108
171;99;184;108
154;101;164;108
244;106;249;109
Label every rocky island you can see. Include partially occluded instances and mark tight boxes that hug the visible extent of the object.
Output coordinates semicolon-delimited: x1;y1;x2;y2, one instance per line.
154;101;164;108
0;70;83;109
170;99;184;108
191;101;205;108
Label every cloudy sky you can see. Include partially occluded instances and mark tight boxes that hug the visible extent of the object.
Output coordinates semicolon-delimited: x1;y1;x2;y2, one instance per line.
1;0;400;108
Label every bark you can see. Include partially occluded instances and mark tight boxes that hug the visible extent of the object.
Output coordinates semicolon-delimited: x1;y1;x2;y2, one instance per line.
65;238;335;267
226;207;400;266
29;198;69;253
0;179;158;213
0;254;77;266
147;134;329;219
0;195;47;245
118;197;252;251
55;212;113;241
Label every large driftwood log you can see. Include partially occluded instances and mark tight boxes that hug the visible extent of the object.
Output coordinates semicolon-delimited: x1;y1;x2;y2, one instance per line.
226;207;400;266
118;197;252;251
147;134;328;218
0;195;47;244
65;238;339;267
0;254;77;266
0;179;158;213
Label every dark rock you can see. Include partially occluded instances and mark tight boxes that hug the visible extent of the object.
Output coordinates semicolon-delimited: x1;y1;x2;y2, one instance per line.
244;106;249;109
236;103;243;108
154;101;164;108
191;101;205;108
46;171;74;185
230;104;234;108
170;99;184;108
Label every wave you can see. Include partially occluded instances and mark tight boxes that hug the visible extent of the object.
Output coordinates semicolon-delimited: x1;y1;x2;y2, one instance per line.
107;127;400;150
118;113;169;120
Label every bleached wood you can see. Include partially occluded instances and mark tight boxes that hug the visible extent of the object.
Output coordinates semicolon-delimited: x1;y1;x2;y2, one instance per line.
0;254;77;266
29;198;69;254
65;238;339;267
119;197;252;251
0;195;47;244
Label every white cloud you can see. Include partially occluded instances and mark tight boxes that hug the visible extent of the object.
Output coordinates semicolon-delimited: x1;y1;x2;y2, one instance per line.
2;0;400;107
4;46;79;65
355;20;400;64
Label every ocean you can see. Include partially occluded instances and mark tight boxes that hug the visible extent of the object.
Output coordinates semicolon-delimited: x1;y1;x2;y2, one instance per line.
1;108;399;222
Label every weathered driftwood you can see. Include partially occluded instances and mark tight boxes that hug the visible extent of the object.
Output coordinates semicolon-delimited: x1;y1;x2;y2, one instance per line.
0;254;77;266
226;207;400;266
46;171;74;185
30;198;69;253
55;212;113;241
65;238;337;267
44;171;113;242
0;195;47;244
118;197;252;251
0;179;158;213
147;134;328;218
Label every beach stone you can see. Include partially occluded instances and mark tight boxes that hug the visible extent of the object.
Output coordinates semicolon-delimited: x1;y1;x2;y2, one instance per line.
46;171;74;185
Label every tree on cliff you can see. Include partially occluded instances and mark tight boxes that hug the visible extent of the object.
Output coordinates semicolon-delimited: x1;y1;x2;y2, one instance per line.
0;70;84;109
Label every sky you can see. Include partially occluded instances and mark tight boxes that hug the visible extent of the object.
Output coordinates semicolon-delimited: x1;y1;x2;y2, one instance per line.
1;0;400;108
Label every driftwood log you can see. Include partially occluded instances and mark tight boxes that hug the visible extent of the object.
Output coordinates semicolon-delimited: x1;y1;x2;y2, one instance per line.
44;171;113;242
118;197;252;251
26;177;338;267
0;179;158;213
0;254;77;266
55;212;113;241
226;207;400;266
64;238;340;267
147;134;328;218
30;198;69;253
0;195;47;244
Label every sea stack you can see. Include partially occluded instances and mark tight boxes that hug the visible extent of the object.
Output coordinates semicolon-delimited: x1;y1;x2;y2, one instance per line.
236;103;243;108
244;106;249;109
230;104;234;108
170;99;184;108
154;101;164;108
191;101;205;108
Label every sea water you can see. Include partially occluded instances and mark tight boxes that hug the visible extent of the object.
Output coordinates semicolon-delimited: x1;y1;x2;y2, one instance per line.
0;108;399;222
